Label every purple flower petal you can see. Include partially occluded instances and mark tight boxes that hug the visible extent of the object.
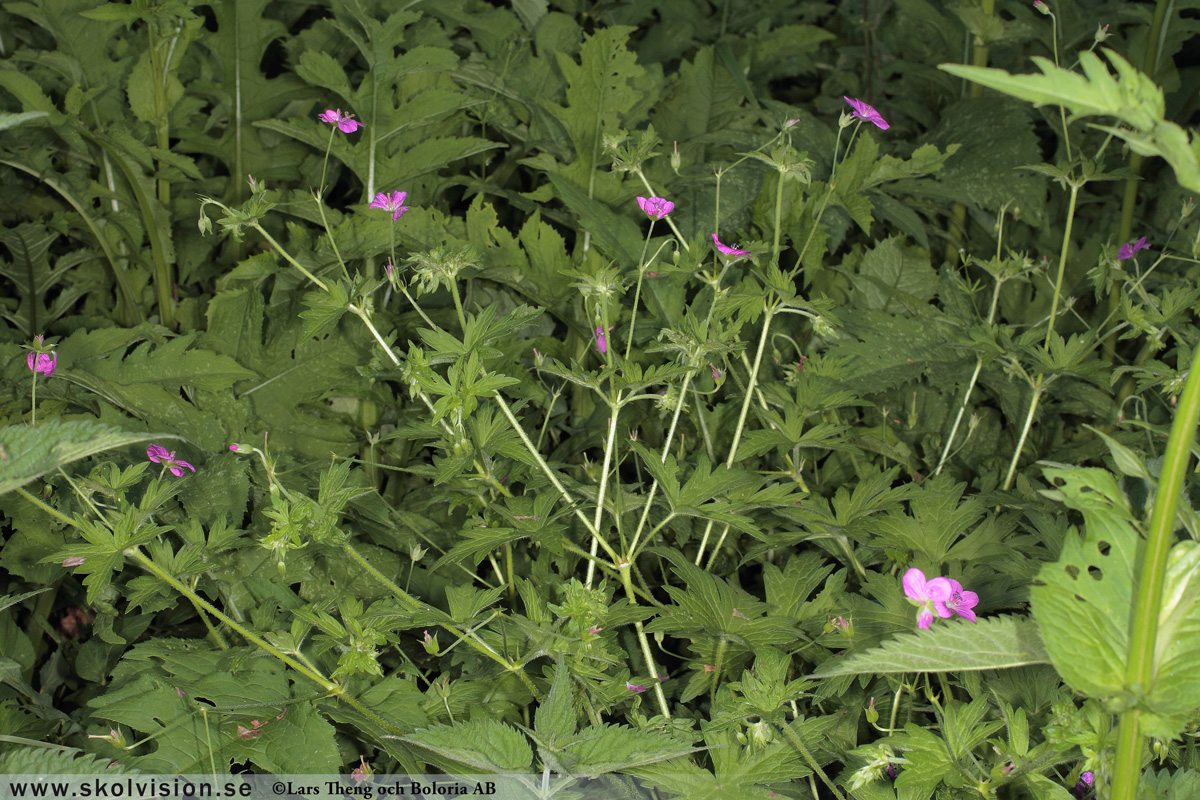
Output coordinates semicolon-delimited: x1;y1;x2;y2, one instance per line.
711;234;749;258
843;96;890;130
1117;236;1150;261
27;351;57;377
147;445;170;463
370;190;409;221
636;196;674;220
319;108;361;134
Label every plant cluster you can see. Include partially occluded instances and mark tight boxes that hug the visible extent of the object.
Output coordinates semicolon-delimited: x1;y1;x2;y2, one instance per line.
3;1;1200;798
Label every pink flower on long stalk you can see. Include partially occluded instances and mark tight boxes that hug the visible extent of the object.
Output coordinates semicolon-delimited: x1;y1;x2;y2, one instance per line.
370;190;409;221
902;568;953;629
711;234;749;258
1117;236;1150;260
318;108;362;133
27;351;57;377
594;326;612;354
147;445;195;477
843;96;890;130
636;196;674;220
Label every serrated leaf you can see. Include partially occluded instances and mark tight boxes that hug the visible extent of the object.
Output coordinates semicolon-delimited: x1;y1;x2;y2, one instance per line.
299;284;349;340
808;616;1049;677
1031;466;1135;698
0;421;179;496
534;655;576;745
400;720;533;772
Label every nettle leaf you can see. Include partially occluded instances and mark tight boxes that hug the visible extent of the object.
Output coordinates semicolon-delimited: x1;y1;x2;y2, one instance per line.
534;655;576;746
809;616;1050;678
0;420;178;496
1031;466;1136;699
1033;466;1200;740
827;308;964;395
941;49;1200;193
852;236;939;313
399;719;533;772
561;724;699;775
924;97;1046;224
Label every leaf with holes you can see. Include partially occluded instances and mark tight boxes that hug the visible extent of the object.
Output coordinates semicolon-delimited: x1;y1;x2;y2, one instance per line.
1030;466;1136;699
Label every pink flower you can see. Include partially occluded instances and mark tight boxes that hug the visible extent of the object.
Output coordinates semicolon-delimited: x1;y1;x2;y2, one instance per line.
318;108;361;133
711;234;749;258
902;568;953;629
844;96;890;130
1117;236;1150;260
594;326;611;354
1033;0;1050;14
626;681;646;693
369;190;408;221
62;556;86;568
937;578;979;622
636;196;674;220
27;351;57;377
147;445;195;477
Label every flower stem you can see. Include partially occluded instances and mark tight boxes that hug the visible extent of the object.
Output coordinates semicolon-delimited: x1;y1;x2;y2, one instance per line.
696;306;775;566
775;718;846;800
250;223;328;291
619;563;669;719
1044;182;1080;351
126;546;338;692
1112;344;1200;798
1002;376;1044;492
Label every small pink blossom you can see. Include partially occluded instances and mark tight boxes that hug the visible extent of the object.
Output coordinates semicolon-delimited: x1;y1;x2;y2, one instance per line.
626;681;646;693
937;578;979;622
844;96;890;130
710;363;722;380
147;445;195;477
1033;0;1050;13
636;196;674;220
1117;236;1150;260
318;108;361;133
351;756;372;782
594;326;612;354
711;234;749;258
62;556;86;568
370;190;409;221
902;568;953;629
27;351;57;377
588;627;602;634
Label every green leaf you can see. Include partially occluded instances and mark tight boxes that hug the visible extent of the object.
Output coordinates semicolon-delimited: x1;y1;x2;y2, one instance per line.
400;719;533;772
940;50;1200;193
925;97;1045;222
562;724;699;775
299;284;349;340
0;111;49;131
808;616;1050;677
853;236;939;312
0;420;179;496
534;655;576;745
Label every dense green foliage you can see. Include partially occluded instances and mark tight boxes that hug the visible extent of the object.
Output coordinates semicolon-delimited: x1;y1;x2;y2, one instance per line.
3;1;1200;797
